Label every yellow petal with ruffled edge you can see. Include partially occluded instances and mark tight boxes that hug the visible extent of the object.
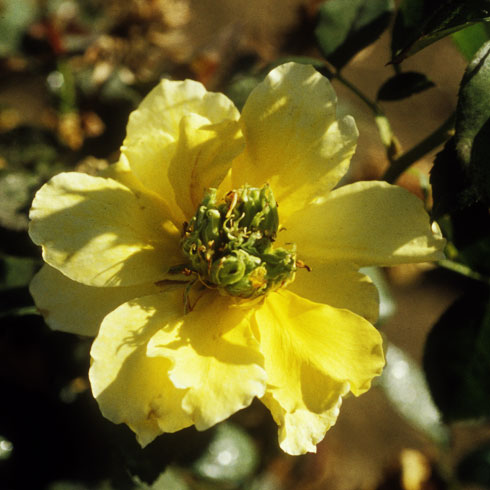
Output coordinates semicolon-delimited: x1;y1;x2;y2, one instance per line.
30;264;164;337
255;290;384;455
122;78;240;220
29;172;181;287
168;114;244;220
282;181;446;266
90;288;193;446
232;62;358;219
289;262;379;323
147;291;266;430
261;391;347;455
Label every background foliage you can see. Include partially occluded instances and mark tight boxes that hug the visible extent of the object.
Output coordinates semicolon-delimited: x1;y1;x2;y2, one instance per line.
1;0;490;488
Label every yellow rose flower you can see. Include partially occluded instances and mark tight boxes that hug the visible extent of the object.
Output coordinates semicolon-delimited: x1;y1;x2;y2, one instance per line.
28;62;445;455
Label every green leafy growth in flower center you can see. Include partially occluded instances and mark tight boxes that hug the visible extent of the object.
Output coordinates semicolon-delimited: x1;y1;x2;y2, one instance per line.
179;185;296;298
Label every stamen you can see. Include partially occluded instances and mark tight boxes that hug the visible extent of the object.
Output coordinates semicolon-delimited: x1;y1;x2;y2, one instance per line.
177;185;297;299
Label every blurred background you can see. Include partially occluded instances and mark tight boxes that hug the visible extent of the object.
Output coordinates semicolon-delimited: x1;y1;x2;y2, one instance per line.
1;1;489;489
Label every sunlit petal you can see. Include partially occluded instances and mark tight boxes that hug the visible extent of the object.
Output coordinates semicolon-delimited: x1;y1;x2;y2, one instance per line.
89;289;193;446
122;78;240;216
232;62;358;218
283;181;446;266
30;264;163;336
29;172;181;287
255;290;384;454
289;261;379;323
168;115;244;219
147;291;266;430
261;392;345;455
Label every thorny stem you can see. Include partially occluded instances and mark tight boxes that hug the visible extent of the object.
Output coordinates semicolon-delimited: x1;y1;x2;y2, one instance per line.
383;112;456;183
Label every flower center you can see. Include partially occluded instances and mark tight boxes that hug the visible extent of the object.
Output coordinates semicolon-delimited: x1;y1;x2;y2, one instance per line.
177;185;297;299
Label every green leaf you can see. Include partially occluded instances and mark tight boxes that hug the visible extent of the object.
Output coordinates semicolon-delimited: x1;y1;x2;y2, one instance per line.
0;254;40;291
0;254;40;317
423;287;490;422
377;71;435;100
315;0;394;69
391;0;490;63
442;200;490;277
455;40;490;207
0;0;39;56
431;41;490;216
225;76;262;112
150;467;190;490
457;441;490;487
430;137;478;219
452;21;490;60
459;236;490;277
380;343;449;445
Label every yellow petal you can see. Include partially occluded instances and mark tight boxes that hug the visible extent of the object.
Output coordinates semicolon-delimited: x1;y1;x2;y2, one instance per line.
101;155;188;225
168;114;244;219
147;291;266;430
122;78;240;216
232;62;358;218
29;172;181;287
121;132;183;220
261;392;346;455
30;264;163;337
288;262;379;323
255;290;385;455
101;154;164;199
89;289;193;446
283;181;446;266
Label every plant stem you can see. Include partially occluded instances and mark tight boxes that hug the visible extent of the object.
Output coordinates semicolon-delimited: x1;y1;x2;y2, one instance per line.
0;306;39;318
383;112;456;183
334;72;400;161
335;72;380;114
438;259;490;285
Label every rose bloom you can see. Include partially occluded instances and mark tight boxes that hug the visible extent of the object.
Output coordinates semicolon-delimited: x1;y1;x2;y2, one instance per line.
29;63;445;455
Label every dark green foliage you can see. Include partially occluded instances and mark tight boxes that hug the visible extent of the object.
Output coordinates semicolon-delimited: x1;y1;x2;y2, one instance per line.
315;0;394;69
423;287;490;422
441;199;490;277
458;441;490;487
0;315;214;489
0;0;39;56
391;0;490;63
430;137;477;220
431;41;490;218
225;76;262;111
0;255;39;291
377;71;435;100
453;21;490;60
455;41;490;207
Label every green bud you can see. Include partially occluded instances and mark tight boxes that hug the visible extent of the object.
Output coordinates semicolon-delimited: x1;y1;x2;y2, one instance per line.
180;185;296;298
